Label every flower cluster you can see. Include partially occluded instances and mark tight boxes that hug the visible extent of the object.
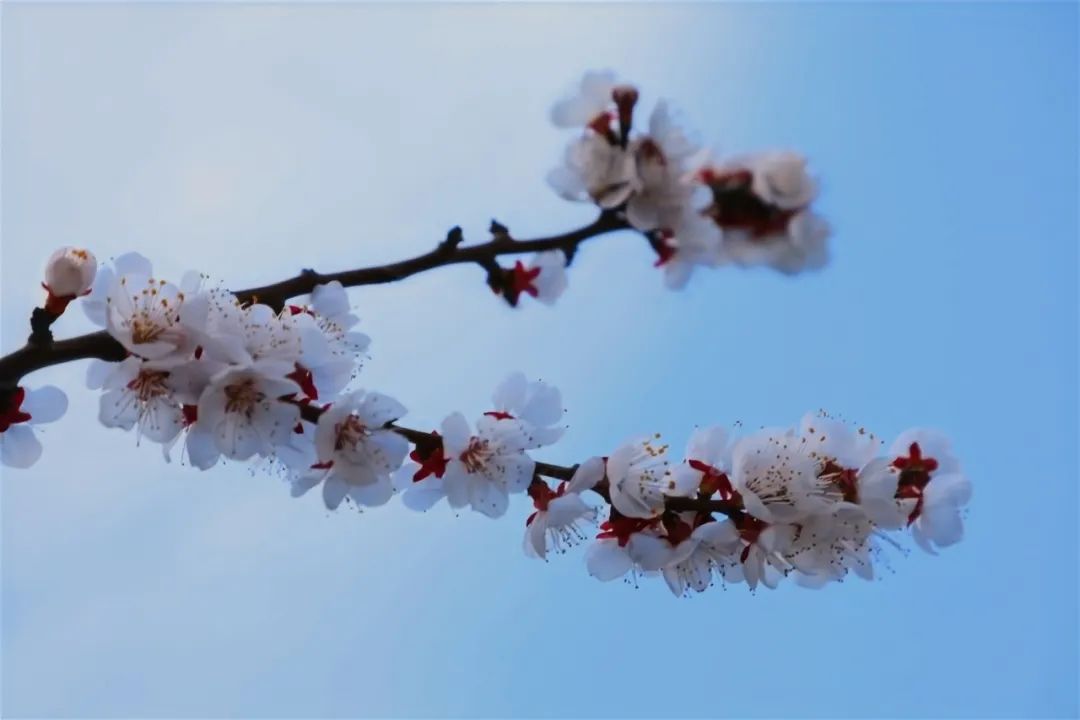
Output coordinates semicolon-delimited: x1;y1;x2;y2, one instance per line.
587;414;972;595
0;71;971;602
548;70;830;286
77;252;383;478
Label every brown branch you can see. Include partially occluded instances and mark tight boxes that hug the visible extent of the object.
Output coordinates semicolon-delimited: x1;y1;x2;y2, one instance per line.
0;211;632;390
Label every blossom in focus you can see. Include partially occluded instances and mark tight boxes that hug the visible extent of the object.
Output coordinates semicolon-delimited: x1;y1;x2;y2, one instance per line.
193;361;301;462
607;435;696;519
439;411;536;518
105;266;206;361
0;385;68;469
291;390;409;510
287;281;371;400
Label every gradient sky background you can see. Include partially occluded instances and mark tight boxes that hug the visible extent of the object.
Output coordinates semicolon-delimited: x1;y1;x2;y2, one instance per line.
2;3;1077;718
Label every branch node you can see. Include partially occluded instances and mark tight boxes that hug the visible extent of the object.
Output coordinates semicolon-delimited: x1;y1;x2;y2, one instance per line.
439;226;465;253
28;308;57;347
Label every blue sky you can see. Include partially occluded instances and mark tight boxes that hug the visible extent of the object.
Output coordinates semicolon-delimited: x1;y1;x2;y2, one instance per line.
1;2;1076;718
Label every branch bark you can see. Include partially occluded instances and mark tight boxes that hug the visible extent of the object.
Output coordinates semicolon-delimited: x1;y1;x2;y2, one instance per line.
0;211;631;389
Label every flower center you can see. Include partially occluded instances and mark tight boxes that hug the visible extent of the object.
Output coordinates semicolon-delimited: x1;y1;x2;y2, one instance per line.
459;437;492;474
126;369;170;402
334;415;367;451
130;316;165;345
223;379;264;417
819;459;859;503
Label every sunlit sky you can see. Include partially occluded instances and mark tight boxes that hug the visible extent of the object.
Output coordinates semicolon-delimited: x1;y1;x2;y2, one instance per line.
2;3;1077;718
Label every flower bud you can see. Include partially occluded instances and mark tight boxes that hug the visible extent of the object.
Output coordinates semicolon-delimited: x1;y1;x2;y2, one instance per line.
751;152;817;210
43;247;97;314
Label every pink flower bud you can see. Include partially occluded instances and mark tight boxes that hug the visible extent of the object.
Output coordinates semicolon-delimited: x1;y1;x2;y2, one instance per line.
43;246;97;314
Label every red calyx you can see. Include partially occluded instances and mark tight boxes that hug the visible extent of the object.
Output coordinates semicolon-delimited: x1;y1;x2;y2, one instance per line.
286;363;319;401
483;411;515;421
505;261;541;306
652;230;677;267
597;514;659;547
688;459;738;502
0;387;32;433
287;305;315;317
410;431;449;482
702;168;800;238
892;442;939;492
732;512;768;563
587;112;619;146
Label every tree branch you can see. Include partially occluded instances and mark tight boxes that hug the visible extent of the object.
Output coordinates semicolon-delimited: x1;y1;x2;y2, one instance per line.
0;211;631;389
294;402;736;518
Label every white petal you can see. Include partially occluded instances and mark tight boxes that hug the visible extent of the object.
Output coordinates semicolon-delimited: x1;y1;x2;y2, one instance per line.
440;412;471;454
291;472;323;498
586;540;633;581
629;534;675;571
546;493;590;527
99;389;139;430
113;251;152;277
499;453;536;494
402;476;446;512
86;360;115;390
311;281;350;318
322;476;349;510
520;382;562;427
566;456;605;494
358;392;407;428
185;425;220;470
492;372;527;413
22;386;68;424
468;476;509;518
349;476;394;507
525;515;548;559
0;425;43;468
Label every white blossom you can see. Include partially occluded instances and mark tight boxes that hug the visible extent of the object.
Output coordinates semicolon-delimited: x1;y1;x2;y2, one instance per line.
660;516;742;596
607;435;695;519
291;390;409;510
193;361;301;462
524;456;603;559
439;411;536;518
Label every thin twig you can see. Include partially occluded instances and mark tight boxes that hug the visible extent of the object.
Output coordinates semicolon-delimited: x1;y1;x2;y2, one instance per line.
0;211;631;389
